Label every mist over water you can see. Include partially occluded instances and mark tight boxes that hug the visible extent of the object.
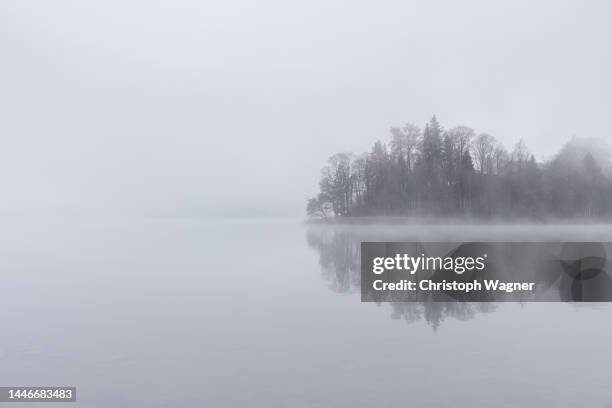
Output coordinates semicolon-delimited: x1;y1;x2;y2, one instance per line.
2;1;612;406
3;1;612;217
2;217;611;407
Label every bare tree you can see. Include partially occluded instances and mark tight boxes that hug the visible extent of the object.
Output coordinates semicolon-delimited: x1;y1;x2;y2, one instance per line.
512;139;530;171
319;153;355;216
389;122;420;170
446;126;475;159
492;142;509;174
473;133;496;174
306;196;330;218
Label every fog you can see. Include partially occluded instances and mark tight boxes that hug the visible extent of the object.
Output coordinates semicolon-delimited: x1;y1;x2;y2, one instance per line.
1;0;611;217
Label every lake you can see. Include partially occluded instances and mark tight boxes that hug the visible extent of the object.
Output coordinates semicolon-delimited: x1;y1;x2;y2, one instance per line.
1;218;611;407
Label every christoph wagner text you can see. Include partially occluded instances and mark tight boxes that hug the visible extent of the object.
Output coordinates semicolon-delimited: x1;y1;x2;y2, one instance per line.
372;254;487;275
372;280;536;293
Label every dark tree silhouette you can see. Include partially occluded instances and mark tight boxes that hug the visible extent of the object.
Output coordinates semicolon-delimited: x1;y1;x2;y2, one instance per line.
307;116;612;219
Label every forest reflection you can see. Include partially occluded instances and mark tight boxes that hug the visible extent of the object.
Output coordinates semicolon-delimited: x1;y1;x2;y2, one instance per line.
306;226;498;330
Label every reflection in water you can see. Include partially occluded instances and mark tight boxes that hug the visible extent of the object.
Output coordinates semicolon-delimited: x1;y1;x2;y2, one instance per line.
306;223;612;329
306;228;360;294
306;227;498;330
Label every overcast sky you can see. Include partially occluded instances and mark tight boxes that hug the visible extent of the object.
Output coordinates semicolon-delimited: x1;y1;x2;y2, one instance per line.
1;0;611;217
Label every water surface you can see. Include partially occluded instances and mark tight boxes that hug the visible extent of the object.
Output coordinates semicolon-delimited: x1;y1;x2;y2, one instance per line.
1;219;611;407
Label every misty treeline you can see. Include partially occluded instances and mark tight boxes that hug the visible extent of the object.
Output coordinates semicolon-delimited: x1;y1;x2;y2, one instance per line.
307;116;612;219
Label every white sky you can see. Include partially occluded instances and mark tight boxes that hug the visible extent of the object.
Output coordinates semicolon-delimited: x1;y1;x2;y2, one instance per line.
1;0;611;216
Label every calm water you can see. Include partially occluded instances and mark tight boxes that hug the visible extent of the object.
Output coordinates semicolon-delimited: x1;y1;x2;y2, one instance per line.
1;218;612;407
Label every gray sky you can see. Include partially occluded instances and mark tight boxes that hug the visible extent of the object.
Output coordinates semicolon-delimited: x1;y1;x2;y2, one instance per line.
1;0;611;217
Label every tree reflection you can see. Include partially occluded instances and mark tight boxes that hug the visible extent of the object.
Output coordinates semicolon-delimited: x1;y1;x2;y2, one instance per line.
306;228;360;294
306;226;498;330
307;225;612;330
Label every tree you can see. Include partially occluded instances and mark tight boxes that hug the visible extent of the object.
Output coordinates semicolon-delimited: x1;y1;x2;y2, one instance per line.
320;153;354;216
473;133;496;174
306;196;330;218
492;142;509;175
365;141;390;212
418;116;444;209
512;139;530;171
582;153;606;216
447;126;475;160
350;153;368;212
441;132;457;186
389;123;420;170
457;150;475;211
421;116;443;164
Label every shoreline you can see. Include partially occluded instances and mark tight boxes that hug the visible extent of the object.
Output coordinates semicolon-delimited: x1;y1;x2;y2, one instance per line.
304;215;612;226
